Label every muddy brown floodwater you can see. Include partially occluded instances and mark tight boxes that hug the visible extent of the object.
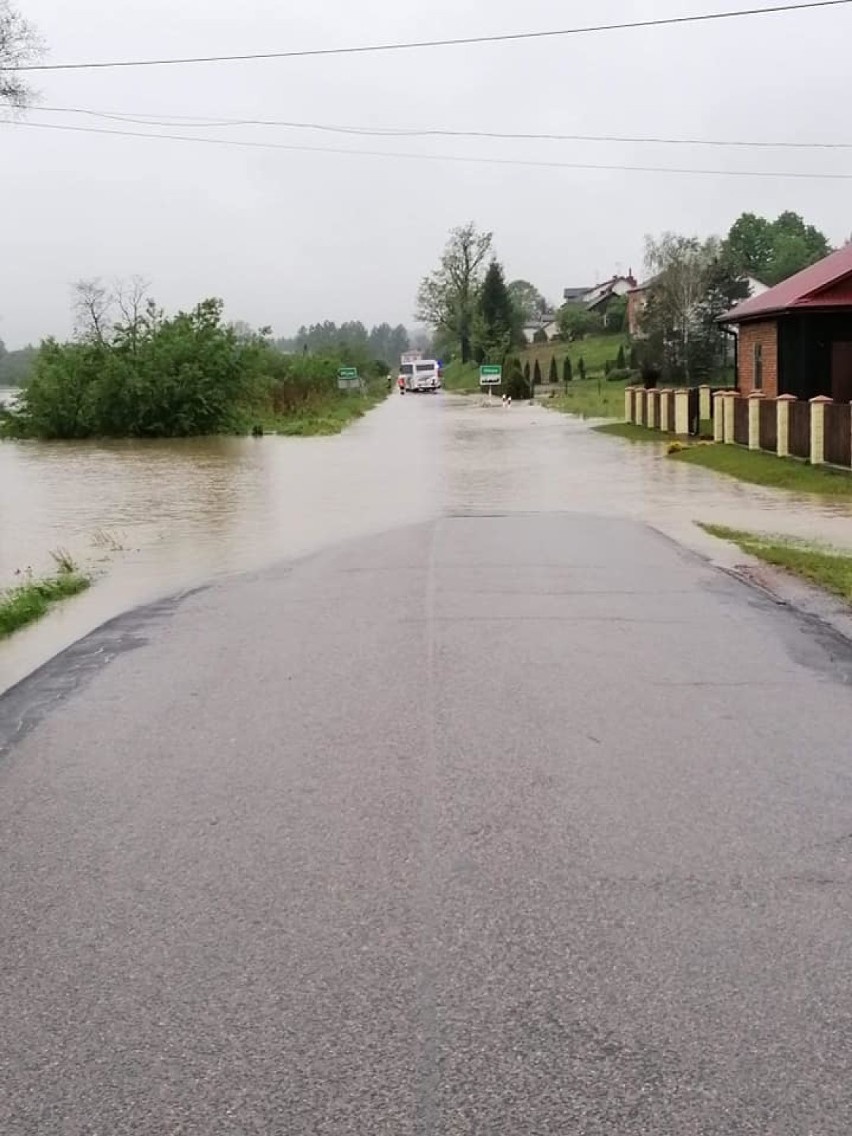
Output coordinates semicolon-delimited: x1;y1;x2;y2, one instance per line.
3;392;852;693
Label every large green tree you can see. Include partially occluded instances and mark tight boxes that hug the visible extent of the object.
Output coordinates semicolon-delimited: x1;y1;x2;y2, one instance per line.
507;279;549;325
474;260;519;362
416;223;493;363
641;233;748;384
724;211;831;286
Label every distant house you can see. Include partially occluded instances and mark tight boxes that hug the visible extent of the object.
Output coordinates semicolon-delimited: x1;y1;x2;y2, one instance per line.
563;274;637;327
522;315;560;343
719;246;852;401
562;287;593;305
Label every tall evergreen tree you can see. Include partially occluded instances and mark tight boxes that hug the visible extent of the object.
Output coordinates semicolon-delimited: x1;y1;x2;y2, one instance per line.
563;356;573;384
477;259;517;360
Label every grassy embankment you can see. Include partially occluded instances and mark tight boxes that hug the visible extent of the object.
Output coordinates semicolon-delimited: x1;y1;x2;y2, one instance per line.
670;445;852;496
443;335;632;410
704;525;852;604
251;386;388;436
519;333;629;379
529;334;631;419
0;555;90;639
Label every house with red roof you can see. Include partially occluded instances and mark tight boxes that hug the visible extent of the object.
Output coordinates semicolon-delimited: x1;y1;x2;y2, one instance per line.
719;244;852;403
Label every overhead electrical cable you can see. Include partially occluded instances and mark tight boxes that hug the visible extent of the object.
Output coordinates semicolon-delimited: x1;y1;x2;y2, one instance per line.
5;119;852;180
10;0;852;72
31;105;852;151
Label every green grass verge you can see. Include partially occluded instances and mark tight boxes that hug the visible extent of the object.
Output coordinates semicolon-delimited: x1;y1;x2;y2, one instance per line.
670;444;852;496
0;573;90;639
548;379;628;420
252;389;387;436
702;525;852;603
441;361;481;393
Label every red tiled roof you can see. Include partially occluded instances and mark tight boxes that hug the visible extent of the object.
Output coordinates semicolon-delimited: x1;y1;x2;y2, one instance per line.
720;244;852;323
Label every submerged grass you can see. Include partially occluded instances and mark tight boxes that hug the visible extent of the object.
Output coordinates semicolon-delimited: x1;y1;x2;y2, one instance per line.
548;379;628;420
593;422;668;442
670;444;852;496
702;525;852;603
252;389;386;436
0;571;91;639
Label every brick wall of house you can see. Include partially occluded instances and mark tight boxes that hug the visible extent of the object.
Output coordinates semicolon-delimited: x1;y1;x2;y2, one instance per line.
738;320;778;397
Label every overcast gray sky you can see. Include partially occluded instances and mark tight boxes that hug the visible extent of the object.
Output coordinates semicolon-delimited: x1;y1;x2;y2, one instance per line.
1;0;850;347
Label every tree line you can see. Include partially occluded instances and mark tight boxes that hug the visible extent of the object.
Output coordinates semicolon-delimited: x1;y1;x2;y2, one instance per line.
275;321;412;369
1;279;389;440
416;209;835;387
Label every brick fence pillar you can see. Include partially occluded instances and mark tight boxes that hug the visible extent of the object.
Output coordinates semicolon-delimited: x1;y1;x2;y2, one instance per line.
646;389;657;430
699;385;712;423
713;391;726;442
659;390;672;433
776;394;796;458
723;392;736;444
809;396;832;465
674;389;690;435
624;386;635;423
634;387;646;427
748;392;763;450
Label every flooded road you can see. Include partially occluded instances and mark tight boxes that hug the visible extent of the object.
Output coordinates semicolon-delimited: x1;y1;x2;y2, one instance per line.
3;392;852;691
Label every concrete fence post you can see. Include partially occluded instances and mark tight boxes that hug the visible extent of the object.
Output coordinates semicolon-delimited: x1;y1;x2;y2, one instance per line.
674;389;690;435
713;392;726;442
809;396;832;465
699;385;712;424
659;390;671;433
776;395;796;458
646;389;657;430
625;386;635;423
635;388;646;427
748;392;763;450
723;393;736;444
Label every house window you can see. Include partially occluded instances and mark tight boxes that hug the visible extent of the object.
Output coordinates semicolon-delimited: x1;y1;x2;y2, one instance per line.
753;342;763;391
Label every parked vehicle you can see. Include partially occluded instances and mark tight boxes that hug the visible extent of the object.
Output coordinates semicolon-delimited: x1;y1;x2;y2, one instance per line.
399;358;442;393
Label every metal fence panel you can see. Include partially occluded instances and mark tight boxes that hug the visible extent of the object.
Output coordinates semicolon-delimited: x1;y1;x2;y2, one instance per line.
733;397;749;445
789;401;811;459
759;399;777;453
824;403;852;467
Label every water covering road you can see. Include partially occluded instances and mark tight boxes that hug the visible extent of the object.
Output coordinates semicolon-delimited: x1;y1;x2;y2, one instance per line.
4;395;852;1133
3;392;852;692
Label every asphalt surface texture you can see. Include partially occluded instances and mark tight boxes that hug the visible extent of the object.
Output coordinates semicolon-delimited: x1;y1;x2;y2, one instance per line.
3;512;852;1134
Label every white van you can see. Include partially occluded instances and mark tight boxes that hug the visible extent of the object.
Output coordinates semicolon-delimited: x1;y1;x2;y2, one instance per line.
400;359;442;393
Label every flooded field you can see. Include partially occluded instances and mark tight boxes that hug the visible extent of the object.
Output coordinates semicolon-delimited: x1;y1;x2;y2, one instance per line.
3;392;852;691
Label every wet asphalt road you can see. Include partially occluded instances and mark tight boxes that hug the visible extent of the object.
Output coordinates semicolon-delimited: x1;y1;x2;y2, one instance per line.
3;512;852;1133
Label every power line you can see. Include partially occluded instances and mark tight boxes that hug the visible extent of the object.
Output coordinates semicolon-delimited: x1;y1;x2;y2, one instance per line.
33;105;852;151
5;119;852;180
12;0;852;72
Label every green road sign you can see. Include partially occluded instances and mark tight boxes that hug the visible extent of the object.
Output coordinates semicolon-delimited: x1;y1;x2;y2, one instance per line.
338;367;359;379
480;364;502;386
